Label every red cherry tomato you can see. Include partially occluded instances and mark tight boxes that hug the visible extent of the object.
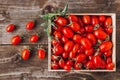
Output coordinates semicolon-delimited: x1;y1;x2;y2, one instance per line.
6;24;15;32
80;38;92;49
77;27;85;34
62;27;74;38
104;17;112;27
68;15;78;22
86;60;94;69
91;16;99;26
26;21;35;30
83;15;91;24
51;39;61;46
99;15;106;22
72;44;80;53
78;18;84;27
21;49;30;60
77;45;85;53
59;58;65;68
100;59;106;69
99;41;112;52
69;22;80;32
64;65;71;71
66;60;74;66
61;36;68;43
53;45;64;55
106;62;114;70
69;51;76;59
104;49;112;57
53;31;62;39
85;48;94;56
11;35;22;45
86;33;97;46
105;27;113;34
106;57;112;64
53;25;63;32
74;63;82;70
62;52;68;59
94;29;107;40
73;34;81;44
38;49;46;59
30;34;39;43
51;62;59;70
51;54;60;61
76;54;86;63
55;16;68;26
64;41;74;52
93;56;102;68
85;25;94;33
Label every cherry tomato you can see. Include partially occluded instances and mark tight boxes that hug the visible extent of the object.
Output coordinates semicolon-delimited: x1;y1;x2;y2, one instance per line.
62;52;68;59
100;59;106;69
62;27;74;38
21;49;30;60
104;17;112;27
26;21;35;30
53;25;63;32
53;45;64;55
69;22;80;32
105;27;113;34
72;44;80;53
64;41;74;52
66;60;74;66
69;51;76;59
51;39;61;46
74;63;82;70
80;38;92;49
104;49;112;57
30;34;39;43
106;62;114;70
38;49;46;59
68;15;78;22
64;65;71;71
106;57;112;64
93;56;102;68
61;36;68;43
73;34;81;44
77;45;85;53
76;54;86;63
99;41;112;52
51;62;59;70
99;15;106;22
94;29;107;40
11;35;22;45
91;16;99;26
77;27;85;34
51;54;60;61
85;48;94;56
6;24;15;32
54;16;68;26
59;58;65;68
78;18;84;27
83;15;91;24
85;25;94;33
86;34;97;46
53;31;62;39
86;60;94;69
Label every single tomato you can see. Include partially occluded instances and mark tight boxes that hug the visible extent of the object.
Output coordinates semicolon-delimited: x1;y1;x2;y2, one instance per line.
26;21;35;30
11;35;22;45
6;24;15;32
21;49;30;60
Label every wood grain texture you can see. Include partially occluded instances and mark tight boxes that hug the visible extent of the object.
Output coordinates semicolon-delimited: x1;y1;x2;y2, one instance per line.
0;0;120;80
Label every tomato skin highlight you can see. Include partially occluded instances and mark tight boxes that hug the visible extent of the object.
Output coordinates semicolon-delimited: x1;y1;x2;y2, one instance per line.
55;16;68;26
6;24;15;32
72;43;80;53
61;36;68;43
11;35;22;45
69;22;80;32
85;48;94;56
26;21;35;30
106;62;114;70
80;38;92;49
64;41;74;52
54;45;64;55
91;16;99;26
85;25;94;33
99;41;112;52
73;34;82;44
62;52;68;59
21;49;30;60
62;27;74;38
76;54;86;63
53;31;62;39
86;60;94;69
93;56;102;68
68;15;78;22
69;51;76;59
94;29;107;40
66;60;74;66
104;17;112;27
64;65;71;71
38;49;46;59
59;59;65;68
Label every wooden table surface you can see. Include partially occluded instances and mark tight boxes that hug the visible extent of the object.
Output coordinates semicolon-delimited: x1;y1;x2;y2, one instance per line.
0;0;120;80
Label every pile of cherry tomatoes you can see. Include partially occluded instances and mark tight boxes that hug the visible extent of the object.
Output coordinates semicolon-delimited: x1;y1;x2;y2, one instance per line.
6;21;46;60
51;15;114;71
